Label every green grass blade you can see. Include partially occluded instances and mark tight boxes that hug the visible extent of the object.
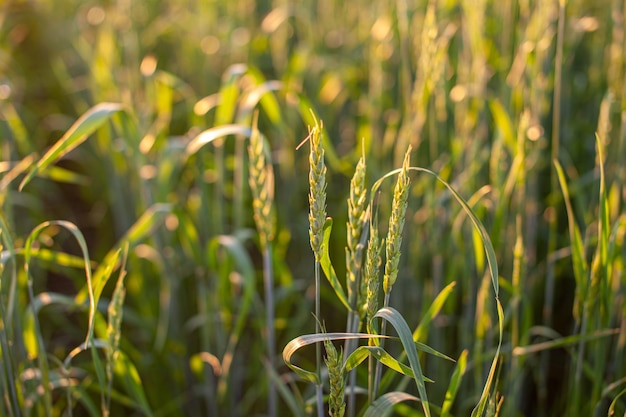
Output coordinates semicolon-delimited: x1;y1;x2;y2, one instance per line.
346;346;435;383
0;153;36;192
440;349;468;417
78;203;172;305
19;102;123;191
16;247;98;269
236;80;283;124
283;333;385;384
511;328;618;356
320;218;351;311
471;300;504;417
23;220;111;413
595;135;610;314
607;386;626;416
24;221;92;341
0;212;18;331
374;307;430;417
114;351;154;417
186;124;252;155
413;281;456;342
23;292;79;360
554;159;588;322
215;64;247;126
362;392;420;417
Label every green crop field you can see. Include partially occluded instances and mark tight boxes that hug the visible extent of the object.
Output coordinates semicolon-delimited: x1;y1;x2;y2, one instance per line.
1;0;625;416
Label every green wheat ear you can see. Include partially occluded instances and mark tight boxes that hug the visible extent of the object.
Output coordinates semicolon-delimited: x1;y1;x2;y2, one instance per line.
324;338;346;417
383;146;411;295
365;217;383;335
308;118;327;261
346;155;367;313
247;113;276;249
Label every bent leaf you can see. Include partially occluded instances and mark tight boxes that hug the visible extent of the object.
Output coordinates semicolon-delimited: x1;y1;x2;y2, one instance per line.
283;332;387;384
374;307;430;417
346;346;434;382
320;218;350;311
19;102;123;190
186;125;252;155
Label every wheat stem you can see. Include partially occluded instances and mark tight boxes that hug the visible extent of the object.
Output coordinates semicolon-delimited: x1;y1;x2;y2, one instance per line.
307;116;327;417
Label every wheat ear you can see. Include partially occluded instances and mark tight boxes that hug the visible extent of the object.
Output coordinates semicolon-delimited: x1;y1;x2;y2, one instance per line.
382;146;411;295
248;113;276;249
308;120;327;261
324;338;346;417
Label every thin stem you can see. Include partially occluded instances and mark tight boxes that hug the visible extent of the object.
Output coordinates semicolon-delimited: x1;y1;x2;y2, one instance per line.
264;244;277;417
373;292;391;398
315;260;324;417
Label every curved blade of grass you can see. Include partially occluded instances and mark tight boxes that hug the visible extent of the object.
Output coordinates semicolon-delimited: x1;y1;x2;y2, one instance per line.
23;220;95;415
237;80;283;124
346;346;435;382
24;220;115;412
186;124;252;155
471;300;504;417
24;221;94;340
374;307;430;417
441;349;468;417
371;165;502;415
15;248;98;269
23;292;80;359
362;392;419;417
283;332;387;384
511;327;619;356
0;153;36;191
78;203;172;305
215;64;247;126
413;281;456;342
19;102;123;191
64;340;154;416
320;218;350;311
608;386;626;416
554;159;588;322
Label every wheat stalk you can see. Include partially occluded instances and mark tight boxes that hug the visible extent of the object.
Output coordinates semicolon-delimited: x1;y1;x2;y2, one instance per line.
307;115;327;417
